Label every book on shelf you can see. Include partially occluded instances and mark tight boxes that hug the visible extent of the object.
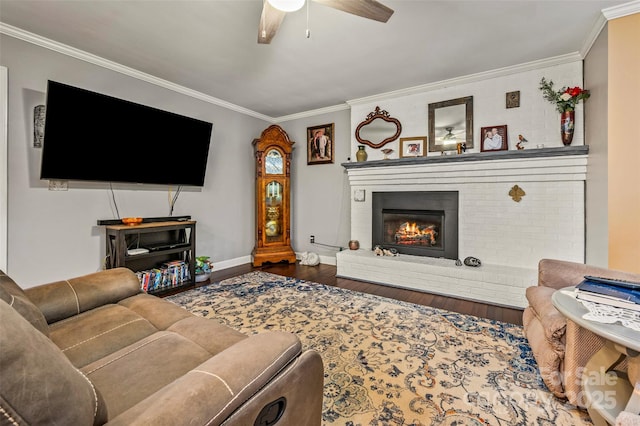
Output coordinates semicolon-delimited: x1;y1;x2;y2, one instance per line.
135;260;190;292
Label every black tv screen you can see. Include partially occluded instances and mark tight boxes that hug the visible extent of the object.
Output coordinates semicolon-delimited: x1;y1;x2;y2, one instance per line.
40;80;213;186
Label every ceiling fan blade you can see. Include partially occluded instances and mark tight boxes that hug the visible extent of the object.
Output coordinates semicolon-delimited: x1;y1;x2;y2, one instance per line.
312;0;394;23
258;1;287;44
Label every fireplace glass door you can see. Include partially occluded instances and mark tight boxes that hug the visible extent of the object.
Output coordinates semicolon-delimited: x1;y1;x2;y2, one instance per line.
372;191;458;259
382;210;443;248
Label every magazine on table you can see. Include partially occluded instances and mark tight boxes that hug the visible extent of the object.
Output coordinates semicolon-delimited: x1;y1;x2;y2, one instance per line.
574;289;640;312
574;276;640;311
576;279;640;303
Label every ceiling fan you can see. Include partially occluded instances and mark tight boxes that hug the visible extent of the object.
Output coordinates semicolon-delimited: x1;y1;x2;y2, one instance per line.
441;126;465;143
258;0;394;44
442;127;456;141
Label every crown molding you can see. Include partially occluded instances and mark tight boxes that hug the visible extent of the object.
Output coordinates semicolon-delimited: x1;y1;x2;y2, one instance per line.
602;0;640;20
0;22;272;122
581;1;640;57
580;12;608;58
346;53;582;107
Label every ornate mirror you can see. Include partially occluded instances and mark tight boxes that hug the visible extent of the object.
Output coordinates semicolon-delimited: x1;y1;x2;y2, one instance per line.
355;106;402;148
428;96;473;152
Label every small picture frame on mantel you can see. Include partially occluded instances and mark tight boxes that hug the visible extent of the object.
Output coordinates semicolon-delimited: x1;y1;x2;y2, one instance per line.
480;125;508;152
399;136;427;158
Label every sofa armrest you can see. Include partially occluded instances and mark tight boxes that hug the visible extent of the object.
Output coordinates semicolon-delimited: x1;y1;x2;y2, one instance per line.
538;258;640;290
525;286;566;351
25;268;141;324
107;332;324;426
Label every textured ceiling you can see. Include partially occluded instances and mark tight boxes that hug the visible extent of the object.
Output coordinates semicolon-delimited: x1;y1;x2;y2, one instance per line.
0;0;631;119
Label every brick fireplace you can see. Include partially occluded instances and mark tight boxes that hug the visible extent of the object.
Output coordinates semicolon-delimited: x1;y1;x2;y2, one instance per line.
337;147;588;308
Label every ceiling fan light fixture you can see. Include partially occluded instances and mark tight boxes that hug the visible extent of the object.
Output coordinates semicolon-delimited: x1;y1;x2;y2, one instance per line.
267;0;305;12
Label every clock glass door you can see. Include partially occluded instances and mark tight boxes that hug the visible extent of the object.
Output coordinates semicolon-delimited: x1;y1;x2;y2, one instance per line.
265;183;283;243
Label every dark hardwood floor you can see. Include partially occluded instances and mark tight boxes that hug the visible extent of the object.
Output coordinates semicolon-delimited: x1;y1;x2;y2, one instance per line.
206;261;524;326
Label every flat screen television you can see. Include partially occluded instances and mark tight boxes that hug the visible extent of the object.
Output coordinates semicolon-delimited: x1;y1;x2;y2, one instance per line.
40;80;213;186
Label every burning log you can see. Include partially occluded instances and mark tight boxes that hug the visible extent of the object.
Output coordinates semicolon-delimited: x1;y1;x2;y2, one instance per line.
394;222;437;245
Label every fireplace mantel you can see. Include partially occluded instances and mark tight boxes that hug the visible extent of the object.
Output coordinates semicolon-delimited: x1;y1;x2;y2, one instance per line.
338;145;588;308
342;146;588;170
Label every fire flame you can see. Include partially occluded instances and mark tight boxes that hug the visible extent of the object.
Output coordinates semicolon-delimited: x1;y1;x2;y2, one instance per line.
395;222;437;245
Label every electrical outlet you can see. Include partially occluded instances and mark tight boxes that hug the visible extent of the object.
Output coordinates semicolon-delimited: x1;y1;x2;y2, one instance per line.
310;235;315;243
48;180;68;191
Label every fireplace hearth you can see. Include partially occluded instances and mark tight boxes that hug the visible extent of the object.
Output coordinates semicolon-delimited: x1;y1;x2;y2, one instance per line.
372;191;458;259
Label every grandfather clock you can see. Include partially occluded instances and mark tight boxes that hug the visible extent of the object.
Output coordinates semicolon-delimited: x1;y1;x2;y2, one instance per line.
252;125;296;267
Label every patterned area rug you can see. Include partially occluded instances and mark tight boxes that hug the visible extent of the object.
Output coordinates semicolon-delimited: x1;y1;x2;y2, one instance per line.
166;271;591;425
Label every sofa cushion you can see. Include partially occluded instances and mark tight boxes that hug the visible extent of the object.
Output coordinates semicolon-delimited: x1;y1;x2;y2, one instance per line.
0;270;49;336
25;267;142;324
81;330;214;418
48;303;160;368
118;292;197;330
166;315;247;354
104;331;308;426
0;299;107;425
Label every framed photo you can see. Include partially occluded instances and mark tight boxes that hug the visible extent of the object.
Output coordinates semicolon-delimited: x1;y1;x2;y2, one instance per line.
480;125;508;152
307;123;334;165
506;91;520;109
399;136;426;158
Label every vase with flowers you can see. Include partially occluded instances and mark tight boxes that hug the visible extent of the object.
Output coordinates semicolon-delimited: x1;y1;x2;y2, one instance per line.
195;256;214;283
539;77;590;146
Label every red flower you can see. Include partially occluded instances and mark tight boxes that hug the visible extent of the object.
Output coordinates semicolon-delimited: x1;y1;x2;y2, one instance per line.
566;87;583;97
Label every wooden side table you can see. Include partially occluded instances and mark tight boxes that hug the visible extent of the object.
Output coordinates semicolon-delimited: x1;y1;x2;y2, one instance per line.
552;287;640;425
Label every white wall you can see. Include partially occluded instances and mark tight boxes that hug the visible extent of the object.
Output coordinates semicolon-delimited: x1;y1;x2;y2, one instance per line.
1;35;269;287
278;110;352;264
348;60;586;162
584;25;609;267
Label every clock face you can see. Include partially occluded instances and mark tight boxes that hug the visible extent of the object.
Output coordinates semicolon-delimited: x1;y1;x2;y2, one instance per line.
265;149;283;174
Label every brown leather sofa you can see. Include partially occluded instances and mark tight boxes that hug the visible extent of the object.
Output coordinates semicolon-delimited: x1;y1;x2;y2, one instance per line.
523;258;640;407
0;267;324;425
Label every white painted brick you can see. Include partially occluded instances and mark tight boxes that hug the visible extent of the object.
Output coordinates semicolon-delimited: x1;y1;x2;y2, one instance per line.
340;152;585;306
337;251;535;308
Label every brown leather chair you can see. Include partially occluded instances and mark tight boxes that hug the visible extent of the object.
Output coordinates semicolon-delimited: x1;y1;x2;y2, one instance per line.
0;268;324;425
523;258;640;406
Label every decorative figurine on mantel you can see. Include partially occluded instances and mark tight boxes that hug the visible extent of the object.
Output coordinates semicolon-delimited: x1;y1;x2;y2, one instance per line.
516;134;528;150
381;148;394;160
